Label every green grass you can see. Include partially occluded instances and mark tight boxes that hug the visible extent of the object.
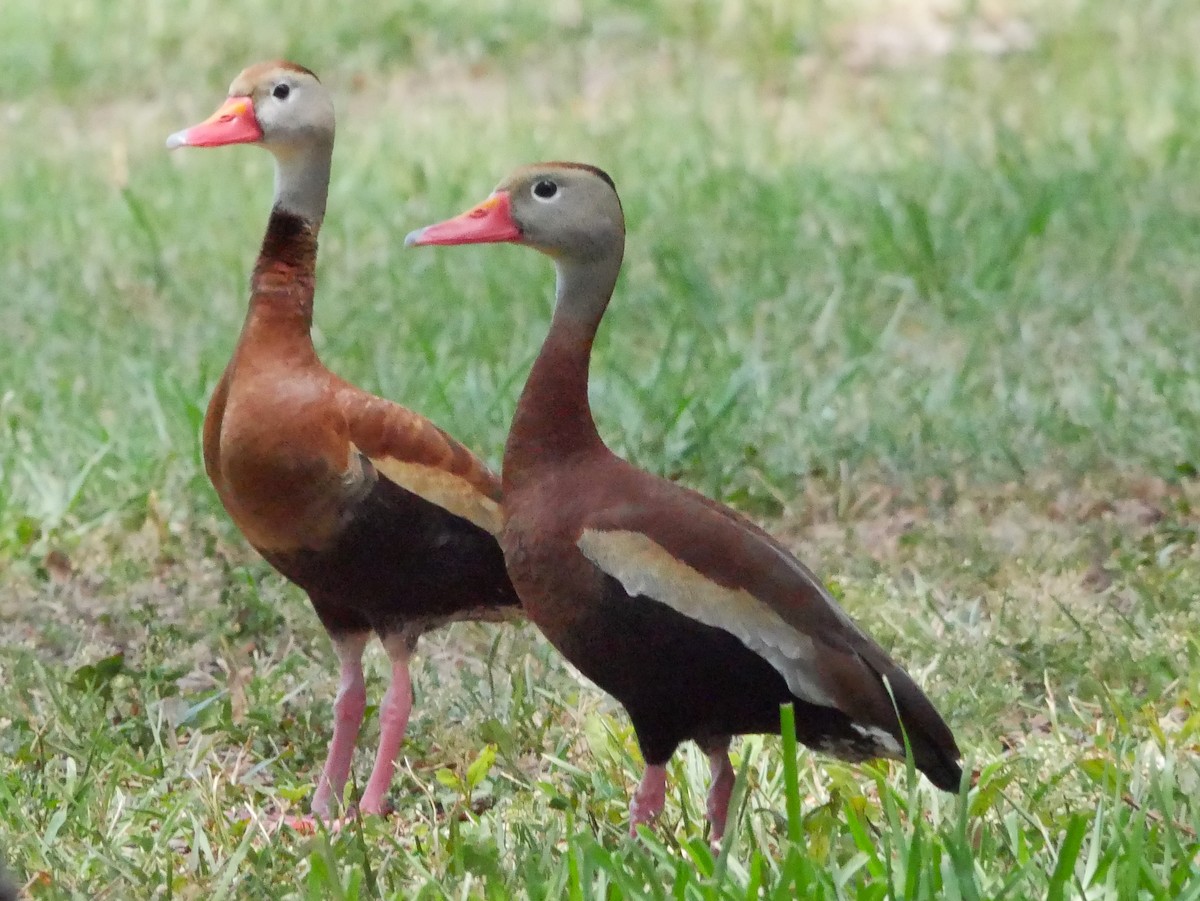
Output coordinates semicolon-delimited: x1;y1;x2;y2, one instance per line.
3;0;1200;896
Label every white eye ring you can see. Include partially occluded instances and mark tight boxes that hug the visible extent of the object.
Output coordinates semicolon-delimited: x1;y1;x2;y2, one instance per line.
531;180;559;202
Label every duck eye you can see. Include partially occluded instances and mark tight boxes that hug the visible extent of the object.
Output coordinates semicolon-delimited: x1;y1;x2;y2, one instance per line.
272;83;291;100
532;180;558;201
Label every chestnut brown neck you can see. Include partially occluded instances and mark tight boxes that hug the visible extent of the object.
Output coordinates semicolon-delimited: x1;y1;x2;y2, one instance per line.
240;208;319;355
503;253;622;493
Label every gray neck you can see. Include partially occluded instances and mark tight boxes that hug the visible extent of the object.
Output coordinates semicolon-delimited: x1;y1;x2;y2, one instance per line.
271;140;332;230
551;249;624;331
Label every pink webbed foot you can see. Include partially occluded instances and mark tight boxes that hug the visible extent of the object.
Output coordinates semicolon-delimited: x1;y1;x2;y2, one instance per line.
230;808;351;836
274;813;353;835
629;764;669;836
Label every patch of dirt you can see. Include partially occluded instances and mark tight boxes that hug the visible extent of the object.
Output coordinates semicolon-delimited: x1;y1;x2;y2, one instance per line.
836;0;1036;70
771;470;1195;571
0;517;261;663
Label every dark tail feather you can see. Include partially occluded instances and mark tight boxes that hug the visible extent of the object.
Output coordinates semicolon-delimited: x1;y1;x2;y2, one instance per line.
911;733;964;791
885;667;963;793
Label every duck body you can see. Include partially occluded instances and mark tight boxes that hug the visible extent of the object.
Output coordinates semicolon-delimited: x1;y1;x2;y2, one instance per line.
499;333;959;788
171;64;519;822
408;162;962;843
204;214;516;645
502;459;952;773
207;336;517;646
503;480;814;765
261;473;515;640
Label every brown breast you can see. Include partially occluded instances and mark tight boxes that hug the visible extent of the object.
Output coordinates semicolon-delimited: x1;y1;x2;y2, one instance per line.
203;356;363;553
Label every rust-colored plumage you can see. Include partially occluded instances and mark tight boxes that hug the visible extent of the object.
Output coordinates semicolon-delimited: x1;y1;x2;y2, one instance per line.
409;162;962;845
175;63;520;823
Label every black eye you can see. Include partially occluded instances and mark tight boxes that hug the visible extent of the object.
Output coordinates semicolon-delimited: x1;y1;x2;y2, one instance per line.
273;83;291;100
532;180;558;200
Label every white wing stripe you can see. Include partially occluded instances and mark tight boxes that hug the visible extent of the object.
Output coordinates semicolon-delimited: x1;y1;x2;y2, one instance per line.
577;528;835;707
364;451;503;535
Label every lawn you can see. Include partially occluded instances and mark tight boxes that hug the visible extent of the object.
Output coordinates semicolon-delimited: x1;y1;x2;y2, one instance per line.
2;0;1199;897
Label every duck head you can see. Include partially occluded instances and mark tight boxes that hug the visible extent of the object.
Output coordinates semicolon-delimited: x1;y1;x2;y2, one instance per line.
166;60;335;225
406;162;624;265
166;60;333;153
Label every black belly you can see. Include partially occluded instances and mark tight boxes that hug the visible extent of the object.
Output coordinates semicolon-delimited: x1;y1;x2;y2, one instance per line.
261;476;521;639
554;573;886;766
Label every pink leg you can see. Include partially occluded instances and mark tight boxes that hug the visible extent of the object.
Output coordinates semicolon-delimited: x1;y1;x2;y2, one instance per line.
705;745;736;848
310;633;369;818
629;764;669;836
358;636;414;816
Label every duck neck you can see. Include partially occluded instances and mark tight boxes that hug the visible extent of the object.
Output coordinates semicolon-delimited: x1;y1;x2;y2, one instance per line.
504;252;622;492
241;142;331;355
273;142;332;228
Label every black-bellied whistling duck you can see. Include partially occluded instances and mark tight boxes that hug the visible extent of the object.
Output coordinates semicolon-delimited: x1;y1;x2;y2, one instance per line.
407;164;962;843
166;62;521;823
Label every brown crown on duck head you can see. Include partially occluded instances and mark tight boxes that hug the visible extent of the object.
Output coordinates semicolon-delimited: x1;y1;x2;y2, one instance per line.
408;162;963;848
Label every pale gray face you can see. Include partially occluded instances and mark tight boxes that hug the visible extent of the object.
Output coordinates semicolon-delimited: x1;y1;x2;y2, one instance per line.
232;65;335;153
498;165;625;263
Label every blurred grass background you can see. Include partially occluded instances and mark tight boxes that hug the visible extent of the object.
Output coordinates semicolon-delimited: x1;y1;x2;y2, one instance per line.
2;0;1199;897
